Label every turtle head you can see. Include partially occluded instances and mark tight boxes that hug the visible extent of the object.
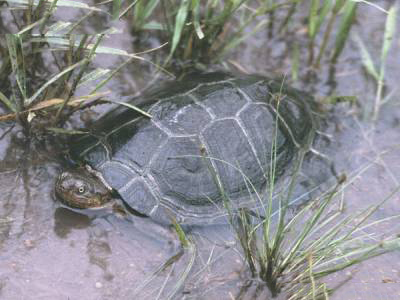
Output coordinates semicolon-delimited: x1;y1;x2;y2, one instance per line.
55;168;112;209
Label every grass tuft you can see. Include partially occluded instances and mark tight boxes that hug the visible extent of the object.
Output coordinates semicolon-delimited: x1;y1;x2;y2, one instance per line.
0;31;165;128
230;145;400;298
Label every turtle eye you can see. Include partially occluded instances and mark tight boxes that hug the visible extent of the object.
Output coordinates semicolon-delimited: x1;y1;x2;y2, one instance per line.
77;186;86;194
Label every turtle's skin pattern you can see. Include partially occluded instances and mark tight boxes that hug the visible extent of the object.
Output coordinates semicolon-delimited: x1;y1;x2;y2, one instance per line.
69;73;317;225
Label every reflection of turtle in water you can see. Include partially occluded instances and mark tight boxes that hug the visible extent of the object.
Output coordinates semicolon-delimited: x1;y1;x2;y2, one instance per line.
55;72;317;225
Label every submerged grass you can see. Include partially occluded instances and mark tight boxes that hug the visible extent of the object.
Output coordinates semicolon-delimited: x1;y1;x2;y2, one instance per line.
131;220;196;299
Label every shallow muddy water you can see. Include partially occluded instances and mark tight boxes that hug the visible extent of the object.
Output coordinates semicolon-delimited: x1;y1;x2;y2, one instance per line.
0;1;399;299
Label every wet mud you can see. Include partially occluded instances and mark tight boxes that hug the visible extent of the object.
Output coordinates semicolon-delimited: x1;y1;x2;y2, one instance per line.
0;1;399;299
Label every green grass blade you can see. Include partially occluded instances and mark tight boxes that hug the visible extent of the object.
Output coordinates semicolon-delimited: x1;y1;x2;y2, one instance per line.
132;249;184;297
133;0;145;28
331;1;357;63
166;240;196;300
316;0;333;36
140;0;159;20
66;11;95;34
30;36;132;56
39;0;59;33
133;0;159;29
6;34;27;102
118;0;139;19
170;0;190;56
192;0;204;39
46;128;88;135
45;21;73;35
112;0;121;20
314;238;400;277
308;0;319;39
88;42;172;96
381;4;397;63
333;0;345;13
354;34;379;80
219;18;268;60
16;35;27;100
7;0;103;11
291;42;299;81
286;215;351;270
352;0;387;13
77;68;110;87
141;21;164;30
101;99;152;118
372;5;397;121
17;19;43;34
280;191;333;268
171;220;189;248
55;34;104;120
0;91;17;113
90;56;135;94
26;59;87;106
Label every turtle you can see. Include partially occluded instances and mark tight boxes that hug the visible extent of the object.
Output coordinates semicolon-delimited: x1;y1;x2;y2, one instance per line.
55;72;317;225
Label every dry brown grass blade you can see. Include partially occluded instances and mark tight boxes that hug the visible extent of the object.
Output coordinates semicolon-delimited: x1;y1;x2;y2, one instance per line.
0;91;110;121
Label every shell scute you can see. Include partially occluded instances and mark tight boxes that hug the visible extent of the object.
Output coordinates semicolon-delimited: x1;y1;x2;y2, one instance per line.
112;124;168;169
201;118;264;196
150;95;212;135
192;83;249;118
120;178;159;216
149;136;220;205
